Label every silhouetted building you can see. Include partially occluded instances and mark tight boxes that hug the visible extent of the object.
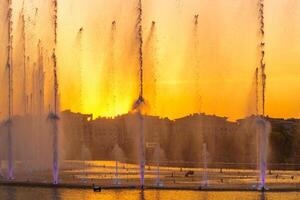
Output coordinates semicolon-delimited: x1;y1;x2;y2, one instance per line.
60;110;300;167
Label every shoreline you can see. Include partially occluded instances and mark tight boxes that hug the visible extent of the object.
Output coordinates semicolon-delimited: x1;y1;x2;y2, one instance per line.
1;181;300;192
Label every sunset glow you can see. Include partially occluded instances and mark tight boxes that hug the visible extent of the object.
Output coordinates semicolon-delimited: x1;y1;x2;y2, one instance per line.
1;0;300;121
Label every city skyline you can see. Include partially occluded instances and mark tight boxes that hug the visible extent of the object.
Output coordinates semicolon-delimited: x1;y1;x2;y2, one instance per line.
1;0;299;121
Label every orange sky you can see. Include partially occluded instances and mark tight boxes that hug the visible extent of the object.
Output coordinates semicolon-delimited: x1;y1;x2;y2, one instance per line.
3;0;300;121
57;0;300;121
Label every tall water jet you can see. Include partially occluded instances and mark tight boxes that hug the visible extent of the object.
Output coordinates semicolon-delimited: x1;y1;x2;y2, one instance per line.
193;14;202;112
153;144;163;187
21;1;27;115
133;0;146;189
111;21;116;112
50;0;60;185
104;21;117;116
74;27;83;112
132;97;145;189
256;117;270;190
32;41;45;167
256;0;269;191
6;0;14;180
202;143;208;187
259;0;266;116
75;27;87;174
142;29;164;179
137;0;144;100
37;41;45;116
255;67;259;115
112;144;124;185
144;21;158;114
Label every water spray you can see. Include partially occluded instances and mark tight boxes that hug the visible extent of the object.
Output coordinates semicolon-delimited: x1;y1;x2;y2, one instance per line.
21;0;27;115
259;0;266;116
255;67;259;115
202;143;208;187
257;1;269;190
37;40;45;115
136;0;145;189
194;14;199;25
52;2;58;115
108;21;117;116
193;14;202;113
144;21;158;115
256;118;270;191
50;0;60;185
137;0;144;100
6;0;14;180
76;27;83;112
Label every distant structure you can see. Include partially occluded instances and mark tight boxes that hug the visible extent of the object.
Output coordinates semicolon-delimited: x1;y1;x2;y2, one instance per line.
60;110;300;167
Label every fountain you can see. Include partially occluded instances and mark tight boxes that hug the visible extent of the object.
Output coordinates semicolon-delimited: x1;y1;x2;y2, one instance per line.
193;14;202;112
37;41;45;116
50;0;60;185
144;21;158;114
153;144;164;187
0;0;297;193
255;67;259;115
256;117;270;191
6;0;14;180
137;0;144;100
75;27;83;112
26;41;46;170
255;0;270;191
0;0;59;181
105;21;117;116
49;106;59;185
259;0;267;116
111;144;124;185
134;0;146;189
21;2;27;116
202;143;208;187
132;96;146;189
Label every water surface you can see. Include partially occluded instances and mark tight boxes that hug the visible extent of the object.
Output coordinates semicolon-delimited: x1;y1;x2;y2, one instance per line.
0;186;300;200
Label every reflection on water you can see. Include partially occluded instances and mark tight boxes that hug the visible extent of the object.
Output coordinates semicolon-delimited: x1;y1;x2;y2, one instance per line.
140;190;145;200
6;187;16;200
201;192;208;200
5;160;300;188
52;188;60;200
260;192;266;200
155;191;160;200
0;186;300;200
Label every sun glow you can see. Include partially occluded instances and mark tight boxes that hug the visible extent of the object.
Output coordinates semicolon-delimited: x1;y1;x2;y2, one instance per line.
1;0;300;121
